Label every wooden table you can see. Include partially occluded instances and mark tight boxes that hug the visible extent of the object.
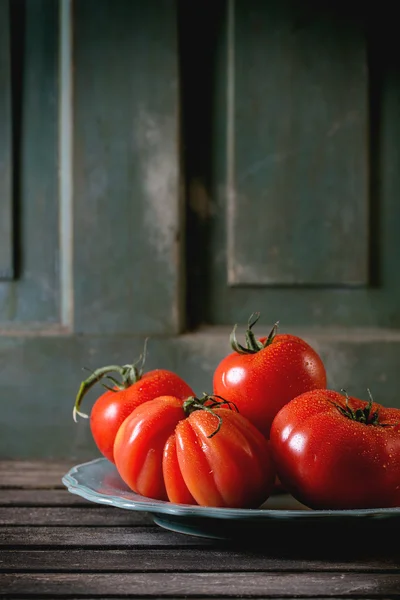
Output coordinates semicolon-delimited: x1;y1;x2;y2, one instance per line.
1;461;400;599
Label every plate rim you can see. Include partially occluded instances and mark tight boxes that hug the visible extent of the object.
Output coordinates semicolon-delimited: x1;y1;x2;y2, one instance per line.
62;457;400;521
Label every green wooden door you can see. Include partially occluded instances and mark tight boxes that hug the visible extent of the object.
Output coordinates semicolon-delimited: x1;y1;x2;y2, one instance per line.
1;0;399;459
183;0;400;401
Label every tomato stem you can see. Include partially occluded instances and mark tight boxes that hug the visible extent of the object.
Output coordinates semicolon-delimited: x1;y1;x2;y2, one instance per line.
332;388;395;427
183;393;239;438
230;313;279;355
72;338;149;422
266;321;280;345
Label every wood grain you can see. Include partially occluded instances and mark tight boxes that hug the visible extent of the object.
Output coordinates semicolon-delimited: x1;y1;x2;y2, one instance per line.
2;572;400;597
0;489;91;506
1;465;400;600
0;526;213;548
0;461;72;488
1;549;399;573
0;507;152;526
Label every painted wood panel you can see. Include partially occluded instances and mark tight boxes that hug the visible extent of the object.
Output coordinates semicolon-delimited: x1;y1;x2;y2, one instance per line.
0;0;59;325
0;0;13;280
185;0;400;326
73;0;183;335
227;0;369;286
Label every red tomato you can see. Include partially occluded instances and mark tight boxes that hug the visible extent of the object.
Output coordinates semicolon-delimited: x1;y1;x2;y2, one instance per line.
213;313;327;438
113;395;275;508
72;353;194;464
270;388;400;509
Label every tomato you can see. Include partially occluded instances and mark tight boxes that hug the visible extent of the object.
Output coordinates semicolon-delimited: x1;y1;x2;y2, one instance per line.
270;388;400;509
72;350;194;464
213;313;327;438
113;394;275;508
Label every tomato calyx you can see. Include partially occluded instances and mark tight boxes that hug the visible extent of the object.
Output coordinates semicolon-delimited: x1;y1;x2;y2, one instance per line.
332;389;395;428
72;339;149;422
183;393;239;438
230;312;279;355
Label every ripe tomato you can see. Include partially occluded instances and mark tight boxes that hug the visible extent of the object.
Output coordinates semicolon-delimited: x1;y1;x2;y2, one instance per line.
270;388;400;509
113;394;275;508
72;349;194;464
213;313;327;438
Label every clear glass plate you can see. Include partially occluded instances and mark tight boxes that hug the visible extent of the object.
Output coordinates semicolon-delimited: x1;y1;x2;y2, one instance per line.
62;458;400;540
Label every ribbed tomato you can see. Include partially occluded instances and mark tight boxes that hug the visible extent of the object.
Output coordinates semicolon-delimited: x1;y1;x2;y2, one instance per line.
113;394;275;508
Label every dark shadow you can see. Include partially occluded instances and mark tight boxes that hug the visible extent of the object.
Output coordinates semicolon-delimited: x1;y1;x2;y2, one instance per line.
178;0;226;330
367;4;400;289
196;518;400;561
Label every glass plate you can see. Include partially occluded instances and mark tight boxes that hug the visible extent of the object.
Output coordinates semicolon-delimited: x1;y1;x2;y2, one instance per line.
62;458;400;541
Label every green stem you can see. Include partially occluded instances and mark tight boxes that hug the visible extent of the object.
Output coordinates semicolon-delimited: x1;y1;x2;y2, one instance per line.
332;388;394;427
72;338;149;422
183;393;238;438
73;366;126;421
265;321;280;346
230;313;279;355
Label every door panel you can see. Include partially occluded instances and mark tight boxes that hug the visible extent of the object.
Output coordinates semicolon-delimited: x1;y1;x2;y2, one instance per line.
228;0;369;286
186;0;400;328
73;0;183;335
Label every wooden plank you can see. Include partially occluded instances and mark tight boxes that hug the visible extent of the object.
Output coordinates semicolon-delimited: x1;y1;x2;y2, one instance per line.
2;572;400;597
0;461;72;488
227;0;368;286
73;0;183;335
1;549;399;573
0;507;152;526
0;489;91;506
0;0;13;280
0;526;214;548
2;330;400;458
0;0;59;324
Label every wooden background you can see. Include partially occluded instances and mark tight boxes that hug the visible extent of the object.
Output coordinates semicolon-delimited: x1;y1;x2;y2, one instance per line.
1;0;399;459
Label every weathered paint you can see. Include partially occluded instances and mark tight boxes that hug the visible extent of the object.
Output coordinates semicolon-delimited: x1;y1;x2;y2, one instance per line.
192;0;400;326
0;0;13;280
58;0;74;329
73;0;183;335
227;0;369;286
